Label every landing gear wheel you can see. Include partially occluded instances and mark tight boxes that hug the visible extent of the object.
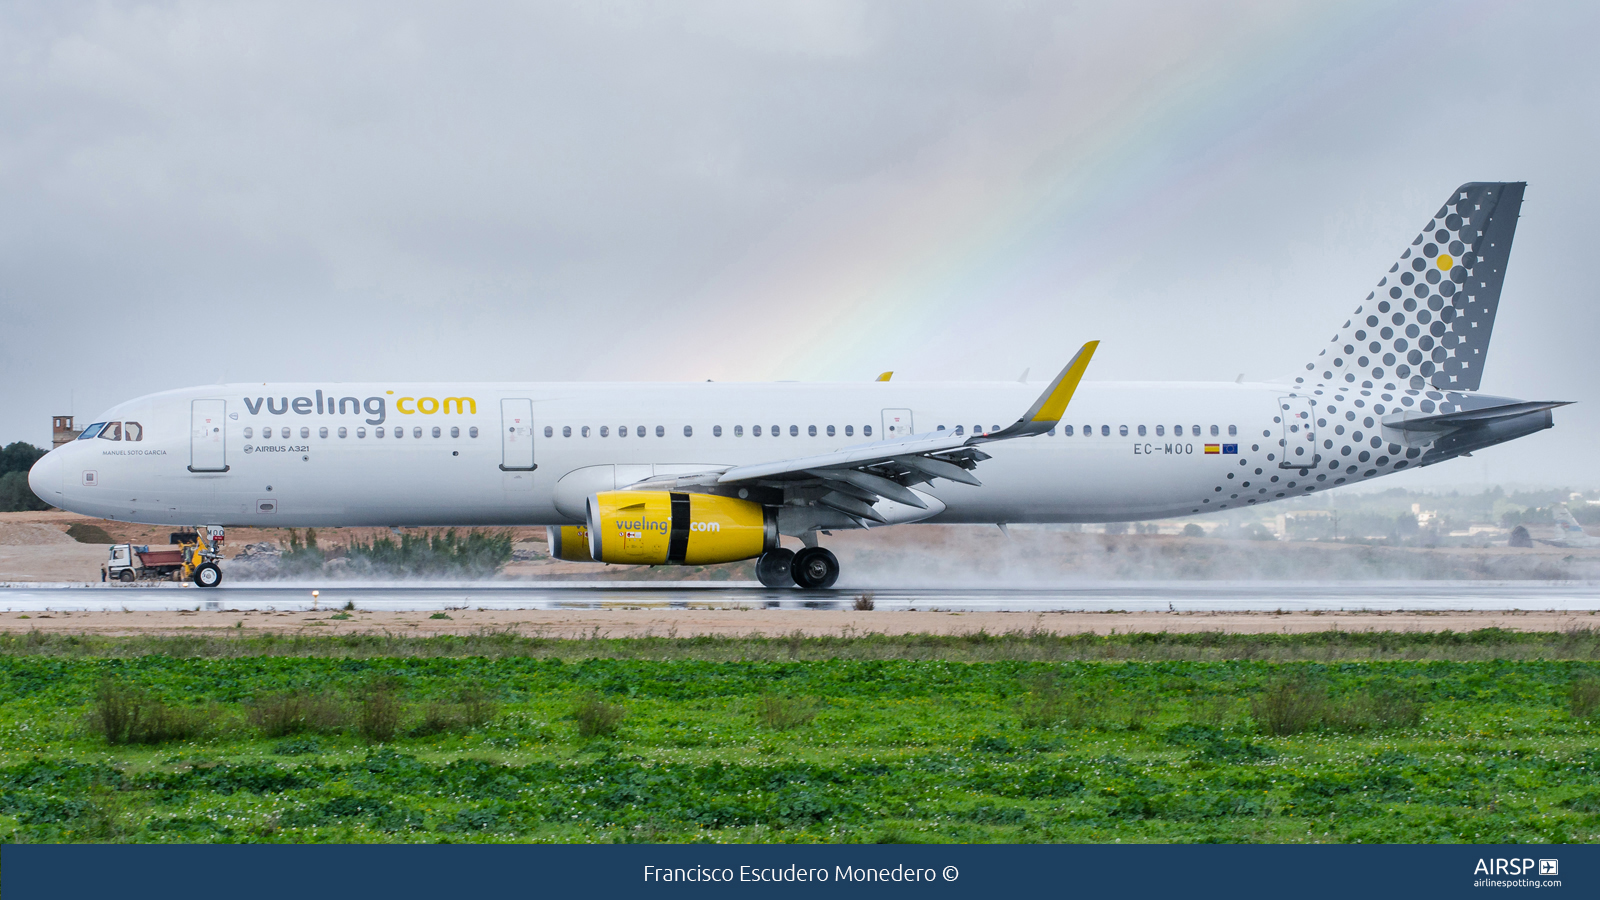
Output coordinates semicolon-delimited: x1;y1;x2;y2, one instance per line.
118;569;137;583
755;549;795;588
791;547;840;590
194;563;222;588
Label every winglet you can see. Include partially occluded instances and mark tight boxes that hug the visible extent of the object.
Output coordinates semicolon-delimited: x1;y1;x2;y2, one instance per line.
975;341;1098;441
876;371;893;382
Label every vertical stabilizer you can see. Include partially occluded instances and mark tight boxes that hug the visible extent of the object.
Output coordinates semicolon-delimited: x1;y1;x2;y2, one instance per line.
1300;182;1524;392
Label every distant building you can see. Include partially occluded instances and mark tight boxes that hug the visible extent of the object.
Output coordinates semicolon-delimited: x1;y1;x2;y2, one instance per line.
52;415;80;449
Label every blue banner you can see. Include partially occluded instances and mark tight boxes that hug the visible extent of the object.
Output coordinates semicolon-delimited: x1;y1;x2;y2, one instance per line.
2;844;1592;899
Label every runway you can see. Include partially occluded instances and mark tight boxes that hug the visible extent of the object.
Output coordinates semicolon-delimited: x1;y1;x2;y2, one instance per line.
3;580;1600;612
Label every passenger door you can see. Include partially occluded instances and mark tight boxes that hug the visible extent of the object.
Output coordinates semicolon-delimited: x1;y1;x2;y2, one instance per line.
188;399;228;472
500;399;536;485
1277;396;1318;469
881;408;914;440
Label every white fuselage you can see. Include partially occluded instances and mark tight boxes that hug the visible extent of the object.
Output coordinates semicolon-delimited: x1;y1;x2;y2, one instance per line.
30;379;1409;528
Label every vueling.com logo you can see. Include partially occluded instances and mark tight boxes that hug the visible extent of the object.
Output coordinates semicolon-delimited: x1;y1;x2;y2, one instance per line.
241;390;477;426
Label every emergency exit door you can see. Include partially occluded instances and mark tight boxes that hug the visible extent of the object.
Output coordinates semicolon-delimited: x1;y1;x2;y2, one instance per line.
500;398;536;472
881;408;913;440
188;399;229;473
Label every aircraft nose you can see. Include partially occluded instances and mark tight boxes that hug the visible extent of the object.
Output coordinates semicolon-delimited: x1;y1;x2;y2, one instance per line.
28;451;64;508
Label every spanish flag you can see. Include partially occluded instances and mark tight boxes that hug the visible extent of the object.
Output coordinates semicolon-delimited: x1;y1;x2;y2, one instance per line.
1204;444;1220;454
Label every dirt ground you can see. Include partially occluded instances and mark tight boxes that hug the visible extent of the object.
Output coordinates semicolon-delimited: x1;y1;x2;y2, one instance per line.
0;607;1592;638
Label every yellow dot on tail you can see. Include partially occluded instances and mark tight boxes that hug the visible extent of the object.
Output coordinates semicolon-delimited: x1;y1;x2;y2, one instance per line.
1437;254;1454;269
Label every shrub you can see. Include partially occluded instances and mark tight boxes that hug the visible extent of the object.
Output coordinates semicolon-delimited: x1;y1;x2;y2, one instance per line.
66;522;116;544
248;692;344;737
1571;679;1600;719
756;695;816;731
853;593;875;611
1250;678;1329;736
573;693;625;738
1190;694;1235;728
90;678;214;745
1017;675;1097;730
357;679;406;743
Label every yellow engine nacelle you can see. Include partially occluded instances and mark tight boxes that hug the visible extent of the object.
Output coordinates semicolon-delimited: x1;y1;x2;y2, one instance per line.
547;525;598;562
585;490;776;565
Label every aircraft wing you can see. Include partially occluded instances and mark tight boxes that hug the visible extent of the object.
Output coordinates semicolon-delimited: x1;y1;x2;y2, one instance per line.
623;341;1098;524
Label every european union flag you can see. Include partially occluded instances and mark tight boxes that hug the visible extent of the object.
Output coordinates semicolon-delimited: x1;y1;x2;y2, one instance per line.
1222;444;1238;454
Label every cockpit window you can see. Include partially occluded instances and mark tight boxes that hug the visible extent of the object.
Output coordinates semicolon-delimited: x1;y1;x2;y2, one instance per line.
98;422;122;441
123;422;143;442
78;423;106;440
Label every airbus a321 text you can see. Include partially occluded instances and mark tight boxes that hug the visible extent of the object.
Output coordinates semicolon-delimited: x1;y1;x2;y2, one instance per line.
30;182;1569;589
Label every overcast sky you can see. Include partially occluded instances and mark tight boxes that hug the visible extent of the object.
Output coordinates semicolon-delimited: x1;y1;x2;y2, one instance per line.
2;1;1596;488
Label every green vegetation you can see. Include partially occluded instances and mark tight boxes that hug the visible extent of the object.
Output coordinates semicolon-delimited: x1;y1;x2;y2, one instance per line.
0;631;1597;843
66;522;116;543
269;527;515;578
0;441;49;512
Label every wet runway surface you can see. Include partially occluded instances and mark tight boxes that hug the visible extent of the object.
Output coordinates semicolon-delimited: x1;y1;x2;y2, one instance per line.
4;580;1600;612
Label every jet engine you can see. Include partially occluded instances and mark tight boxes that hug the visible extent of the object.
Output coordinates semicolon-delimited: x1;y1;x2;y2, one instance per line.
585;490;776;565
548;525;597;562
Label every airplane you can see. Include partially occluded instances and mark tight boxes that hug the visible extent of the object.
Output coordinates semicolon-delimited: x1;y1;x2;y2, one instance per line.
1532;504;1600;549
29;181;1571;590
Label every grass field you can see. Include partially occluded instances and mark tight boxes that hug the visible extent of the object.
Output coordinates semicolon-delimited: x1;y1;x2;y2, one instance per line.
1;630;1597;844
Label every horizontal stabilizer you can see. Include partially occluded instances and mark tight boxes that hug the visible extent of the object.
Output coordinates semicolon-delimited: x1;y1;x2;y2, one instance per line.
1383;400;1571;433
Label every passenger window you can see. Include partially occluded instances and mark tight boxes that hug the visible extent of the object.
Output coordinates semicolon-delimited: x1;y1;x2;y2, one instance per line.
396;427;404;439
339;427;348;438
124;422;143;441
790;425;798;437
1191;425;1200;436
772;425;780;437
601;426;610;437
1082;425;1090;437
752;425;762;436
99;422;121;441
683;425;692;437
580;426;589;438
657;425;665;437
955;425;965;435
1119;425;1128;436
808;425;817;436
452;427;461;438
377;427;386;438
638;425;646;438
299;427;308;439
1228;425;1237;436
992;426;1001;433
432;426;441;438
734;425;744;437
845;425;853;436
544;426;553;438
1101;425;1109;436
244;427;254;439
319;427;328;438
1210;425;1219;436
826;425;835;437
1047;427;1056;436
713;425;722;437
357;427;367;438
562;426;571;437
1137;425;1146;436
469;426;478;438
1155;425;1164;436
976;425;985;435
864;425;872;437
1062;425;1072;436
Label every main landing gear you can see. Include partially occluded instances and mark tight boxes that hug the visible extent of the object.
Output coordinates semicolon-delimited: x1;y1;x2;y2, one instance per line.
755;546;840;590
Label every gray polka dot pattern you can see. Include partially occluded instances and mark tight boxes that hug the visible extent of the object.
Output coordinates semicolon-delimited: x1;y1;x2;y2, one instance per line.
1299;182;1524;394
1198;183;1527;511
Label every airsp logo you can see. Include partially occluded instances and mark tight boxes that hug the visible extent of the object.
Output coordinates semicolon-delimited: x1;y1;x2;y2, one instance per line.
1539;860;1559;876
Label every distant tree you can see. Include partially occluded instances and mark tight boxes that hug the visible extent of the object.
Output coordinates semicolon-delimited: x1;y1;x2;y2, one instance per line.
0;442;47;478
1181;523;1205;537
0;471;49;512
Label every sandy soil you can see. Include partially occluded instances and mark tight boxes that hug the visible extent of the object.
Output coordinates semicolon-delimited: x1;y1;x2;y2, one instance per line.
0;607;1592;637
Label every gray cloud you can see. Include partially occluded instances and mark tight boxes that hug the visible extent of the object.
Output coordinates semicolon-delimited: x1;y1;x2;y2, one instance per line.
2;1;1596;487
